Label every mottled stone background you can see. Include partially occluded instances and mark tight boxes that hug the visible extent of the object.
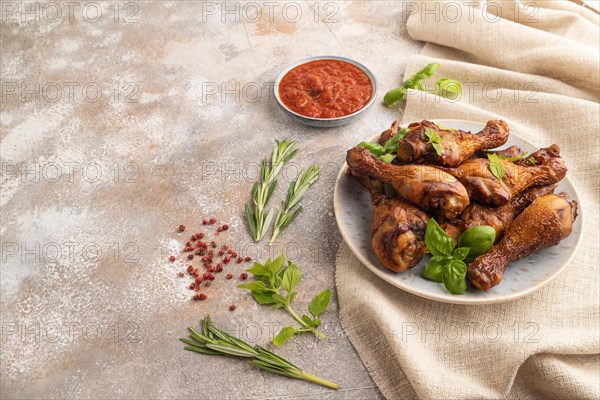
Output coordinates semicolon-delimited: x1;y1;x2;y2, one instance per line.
0;1;422;398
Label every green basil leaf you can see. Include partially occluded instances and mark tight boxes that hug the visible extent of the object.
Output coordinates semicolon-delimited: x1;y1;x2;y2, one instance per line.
272;327;297;346
443;259;467;295
281;262;302;293
435;78;462;98
383;87;407;106
424;128;444;156
422;62;441;76
301;315;314;326
246;262;268;277
422;256;447;283
251;290;275;305
267;254;286;276
378;153;397;163
452;247;470;261
383;128;408;152
487;153;505;182
458;226;496;257
424;128;434;141
309;289;331;318
358;141;386;156
498;152;528;162
237;281;267;291
311;318;321;328
424;218;454;257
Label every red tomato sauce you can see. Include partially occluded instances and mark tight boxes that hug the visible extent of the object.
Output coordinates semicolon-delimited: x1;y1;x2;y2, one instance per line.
278;59;373;119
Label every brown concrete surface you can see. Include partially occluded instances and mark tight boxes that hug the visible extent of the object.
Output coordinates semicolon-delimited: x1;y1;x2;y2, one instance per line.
0;1;422;398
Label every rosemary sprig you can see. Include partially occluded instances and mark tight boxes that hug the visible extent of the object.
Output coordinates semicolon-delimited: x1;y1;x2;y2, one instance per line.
269;165;321;245
180;316;339;390
245;140;297;242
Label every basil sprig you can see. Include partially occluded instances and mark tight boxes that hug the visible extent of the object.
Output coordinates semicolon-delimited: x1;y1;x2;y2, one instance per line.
238;254;331;346
384;63;463;106
422;219;496;294
424;128;444;156
357;127;408;163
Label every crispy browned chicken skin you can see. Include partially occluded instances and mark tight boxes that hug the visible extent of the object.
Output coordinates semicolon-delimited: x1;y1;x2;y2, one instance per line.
346;147;470;219
389;120;509;167
442;145;567;206
467;193;578;290
348;169;429;272
371;194;429;272
441;184;556;243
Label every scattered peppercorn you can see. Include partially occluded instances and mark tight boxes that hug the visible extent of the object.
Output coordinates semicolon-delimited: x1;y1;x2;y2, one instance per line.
209;218;217;224
244;256;252;262
229;305;236;311
178;225;186;232
226;273;233;280
202;219;208;225
223;256;231;263
178;271;184;277
205;281;211;287
240;273;248;280
188;254;194;260
169;255;176;262
222;224;229;231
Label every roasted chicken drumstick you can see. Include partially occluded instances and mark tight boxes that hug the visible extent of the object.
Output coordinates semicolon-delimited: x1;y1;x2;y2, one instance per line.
346;147;470;218
441;184;556;243
467;193;578;290
442;145;566;206
391;120;509;167
348;170;429;272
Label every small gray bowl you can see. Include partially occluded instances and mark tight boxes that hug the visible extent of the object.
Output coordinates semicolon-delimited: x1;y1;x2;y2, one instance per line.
273;56;379;128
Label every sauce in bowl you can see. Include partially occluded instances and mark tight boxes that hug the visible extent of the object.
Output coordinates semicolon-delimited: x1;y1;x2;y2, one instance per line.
278;59;374;119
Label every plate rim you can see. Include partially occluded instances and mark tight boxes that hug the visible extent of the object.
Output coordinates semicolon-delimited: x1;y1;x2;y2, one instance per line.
334;118;584;305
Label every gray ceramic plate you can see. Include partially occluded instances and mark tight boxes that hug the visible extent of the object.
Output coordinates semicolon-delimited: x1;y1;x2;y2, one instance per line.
334;119;583;304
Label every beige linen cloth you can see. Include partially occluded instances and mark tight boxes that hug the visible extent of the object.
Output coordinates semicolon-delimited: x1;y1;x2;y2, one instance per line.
336;1;600;399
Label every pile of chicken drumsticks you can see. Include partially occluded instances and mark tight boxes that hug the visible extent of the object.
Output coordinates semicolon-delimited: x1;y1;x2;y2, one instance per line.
346;120;578;290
